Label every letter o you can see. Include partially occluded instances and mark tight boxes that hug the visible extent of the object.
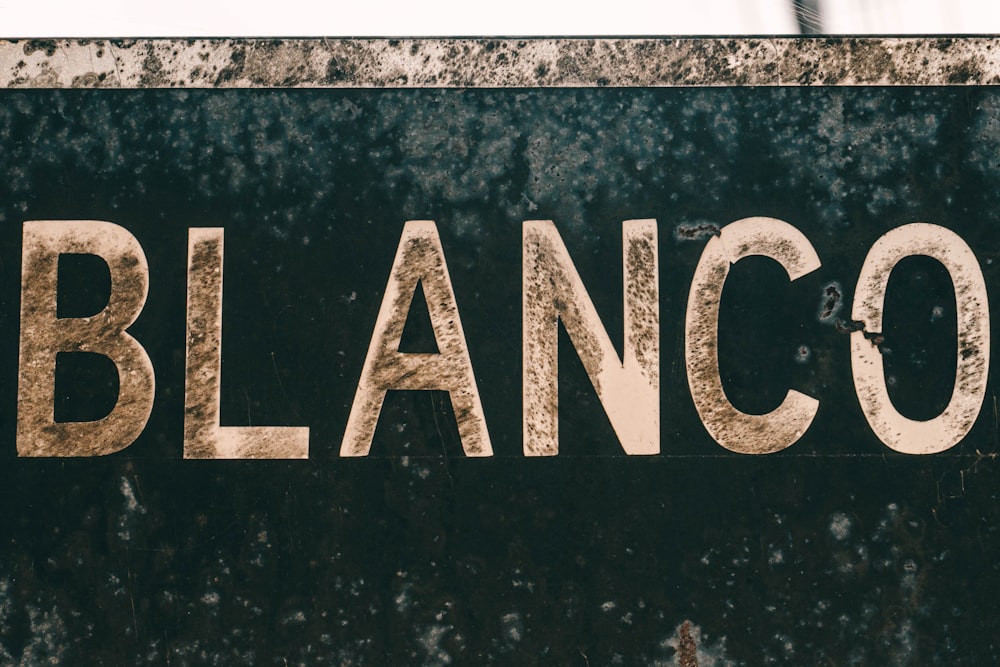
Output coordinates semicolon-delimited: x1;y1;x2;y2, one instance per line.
851;223;990;454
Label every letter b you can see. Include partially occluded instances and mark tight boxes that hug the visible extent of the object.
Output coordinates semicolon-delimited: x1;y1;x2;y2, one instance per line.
17;221;155;457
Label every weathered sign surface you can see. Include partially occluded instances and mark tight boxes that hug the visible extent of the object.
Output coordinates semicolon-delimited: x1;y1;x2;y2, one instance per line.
1;37;999;664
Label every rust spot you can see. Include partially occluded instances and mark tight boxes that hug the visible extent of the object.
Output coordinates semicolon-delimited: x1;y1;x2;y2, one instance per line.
834;318;865;334
675;222;721;241
326;56;356;83
833;318;887;351
524;230;606;393
819;283;842;321
215;47;246;85
23;39;57;57
70;72;101;88
183;232;224;460
139;52;165;86
863;331;886;349
947;58;984;83
626;234;660;381
677;620;699;667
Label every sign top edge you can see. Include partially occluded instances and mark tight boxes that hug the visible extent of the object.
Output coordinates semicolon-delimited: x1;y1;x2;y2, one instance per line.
3;37;1000;88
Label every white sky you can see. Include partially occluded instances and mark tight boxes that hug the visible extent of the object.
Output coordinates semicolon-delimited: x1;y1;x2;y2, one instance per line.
822;0;1000;33
0;0;999;36
0;0;796;37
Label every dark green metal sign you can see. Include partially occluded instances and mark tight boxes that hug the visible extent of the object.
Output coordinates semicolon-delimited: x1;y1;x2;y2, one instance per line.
1;38;998;664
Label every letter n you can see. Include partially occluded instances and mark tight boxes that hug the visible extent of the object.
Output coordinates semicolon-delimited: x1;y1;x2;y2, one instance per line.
522;219;659;456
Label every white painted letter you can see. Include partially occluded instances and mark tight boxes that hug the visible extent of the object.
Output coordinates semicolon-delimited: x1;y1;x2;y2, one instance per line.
184;228;309;459
522;219;659;456
341;221;492;457
851;223;989;454
17;220;155;456
685;217;820;454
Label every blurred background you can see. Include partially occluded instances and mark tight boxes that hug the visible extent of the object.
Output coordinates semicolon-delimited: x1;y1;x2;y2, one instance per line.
1;0;1000;36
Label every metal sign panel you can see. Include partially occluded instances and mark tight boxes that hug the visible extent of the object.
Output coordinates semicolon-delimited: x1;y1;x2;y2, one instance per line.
1;37;999;664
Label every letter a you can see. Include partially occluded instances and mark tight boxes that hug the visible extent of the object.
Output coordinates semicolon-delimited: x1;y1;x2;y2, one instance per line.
341;221;493;457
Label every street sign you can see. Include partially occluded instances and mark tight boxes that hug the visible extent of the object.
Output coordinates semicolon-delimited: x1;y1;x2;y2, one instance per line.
1;38;998;664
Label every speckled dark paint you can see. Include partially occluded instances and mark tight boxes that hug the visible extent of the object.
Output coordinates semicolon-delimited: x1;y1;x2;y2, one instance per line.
0;79;999;663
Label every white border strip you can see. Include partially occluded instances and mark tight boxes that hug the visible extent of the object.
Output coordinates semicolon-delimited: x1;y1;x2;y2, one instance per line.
2;37;1000;88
